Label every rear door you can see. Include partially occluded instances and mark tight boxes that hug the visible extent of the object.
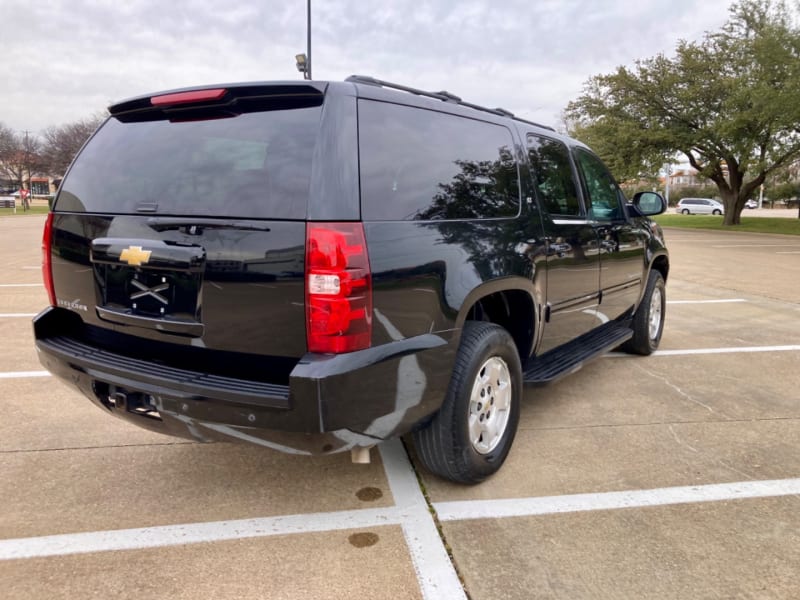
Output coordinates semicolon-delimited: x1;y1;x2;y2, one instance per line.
527;133;600;354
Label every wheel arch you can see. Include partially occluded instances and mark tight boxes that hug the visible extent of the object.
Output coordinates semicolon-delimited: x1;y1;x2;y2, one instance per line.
455;277;539;362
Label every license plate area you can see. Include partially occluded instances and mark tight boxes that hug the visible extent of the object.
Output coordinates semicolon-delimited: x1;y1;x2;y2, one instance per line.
98;265;201;320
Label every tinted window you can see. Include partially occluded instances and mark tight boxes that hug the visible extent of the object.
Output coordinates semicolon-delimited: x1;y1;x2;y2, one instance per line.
359;100;519;220
574;149;625;221
57;102;322;219
527;134;581;216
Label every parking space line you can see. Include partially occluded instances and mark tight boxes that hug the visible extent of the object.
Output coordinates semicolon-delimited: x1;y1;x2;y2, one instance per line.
0;371;50;379
0;439;467;600
434;478;800;522
608;345;800;357
667;299;746;304
0;313;37;318
0;284;42;287
380;440;467;600
652;345;800;356
711;244;800;248
0;506;403;561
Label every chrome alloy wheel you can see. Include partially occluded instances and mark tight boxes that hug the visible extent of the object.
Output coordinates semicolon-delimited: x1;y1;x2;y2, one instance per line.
648;286;663;341
468;356;512;455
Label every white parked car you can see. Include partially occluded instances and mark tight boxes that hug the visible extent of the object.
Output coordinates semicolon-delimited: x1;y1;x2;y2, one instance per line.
744;199;758;209
675;198;725;215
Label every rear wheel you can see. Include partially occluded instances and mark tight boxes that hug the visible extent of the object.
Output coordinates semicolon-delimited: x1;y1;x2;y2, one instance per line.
681;209;690;215
413;321;521;484
622;271;666;356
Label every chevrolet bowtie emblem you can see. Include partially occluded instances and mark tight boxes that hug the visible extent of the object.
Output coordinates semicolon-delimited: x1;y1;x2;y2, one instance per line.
119;246;152;267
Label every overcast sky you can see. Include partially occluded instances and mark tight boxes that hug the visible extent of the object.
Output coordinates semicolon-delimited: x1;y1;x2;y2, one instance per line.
2;0;737;135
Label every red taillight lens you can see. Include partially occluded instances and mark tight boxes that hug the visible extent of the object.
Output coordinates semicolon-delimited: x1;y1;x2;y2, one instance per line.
42;212;56;307
305;223;372;354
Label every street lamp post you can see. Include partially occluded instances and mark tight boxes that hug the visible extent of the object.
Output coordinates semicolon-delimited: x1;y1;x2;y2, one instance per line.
295;0;312;80
306;0;311;80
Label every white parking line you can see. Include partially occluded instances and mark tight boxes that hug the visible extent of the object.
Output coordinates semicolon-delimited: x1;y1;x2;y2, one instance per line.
0;506;404;561
0;283;42;287
380;440;467;600
0;371;50;379
434;478;800;522
652;345;800;356
712;244;800;248
667;299;746;304
0;313;36;318
0;439;467;600
607;345;800;357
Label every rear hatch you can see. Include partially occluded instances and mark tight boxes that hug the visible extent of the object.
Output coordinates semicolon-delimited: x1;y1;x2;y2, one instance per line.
47;83;326;385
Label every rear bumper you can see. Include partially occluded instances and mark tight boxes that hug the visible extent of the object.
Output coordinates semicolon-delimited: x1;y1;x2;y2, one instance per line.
34;308;453;454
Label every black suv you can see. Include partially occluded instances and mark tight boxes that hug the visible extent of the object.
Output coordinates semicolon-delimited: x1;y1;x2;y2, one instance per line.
34;76;668;483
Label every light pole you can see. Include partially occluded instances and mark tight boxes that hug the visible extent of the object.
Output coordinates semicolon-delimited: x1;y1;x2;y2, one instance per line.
306;0;311;80
295;0;311;79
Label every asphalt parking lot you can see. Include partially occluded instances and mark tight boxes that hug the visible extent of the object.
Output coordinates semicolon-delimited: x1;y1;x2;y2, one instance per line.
1;215;799;599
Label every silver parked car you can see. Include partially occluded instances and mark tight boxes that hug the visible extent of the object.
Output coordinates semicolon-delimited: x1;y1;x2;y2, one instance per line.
675;198;725;215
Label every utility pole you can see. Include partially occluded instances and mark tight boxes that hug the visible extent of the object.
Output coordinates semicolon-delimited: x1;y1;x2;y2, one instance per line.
21;130;32;211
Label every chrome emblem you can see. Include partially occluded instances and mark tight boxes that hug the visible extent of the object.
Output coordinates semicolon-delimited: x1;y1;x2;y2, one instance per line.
119;245;152;266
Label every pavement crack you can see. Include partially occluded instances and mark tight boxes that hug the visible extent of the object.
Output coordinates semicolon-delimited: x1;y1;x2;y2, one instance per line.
668;424;699;453
634;363;721;415
0;441;197;454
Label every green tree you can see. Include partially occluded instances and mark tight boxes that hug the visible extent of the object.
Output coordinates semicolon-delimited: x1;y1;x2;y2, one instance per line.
565;0;800;225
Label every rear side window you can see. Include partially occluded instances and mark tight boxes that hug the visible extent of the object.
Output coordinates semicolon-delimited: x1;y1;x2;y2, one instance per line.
527;134;581;216
56;101;322;219
358;100;520;221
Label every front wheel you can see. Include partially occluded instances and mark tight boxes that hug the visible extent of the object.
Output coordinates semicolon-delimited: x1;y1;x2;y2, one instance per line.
712;209;722;215
413;321;522;484
622;270;666;356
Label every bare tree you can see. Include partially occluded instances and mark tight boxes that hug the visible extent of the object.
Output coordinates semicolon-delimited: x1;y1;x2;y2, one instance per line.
40;115;105;177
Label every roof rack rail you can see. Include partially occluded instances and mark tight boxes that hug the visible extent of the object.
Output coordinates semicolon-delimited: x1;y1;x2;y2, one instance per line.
345;74;555;132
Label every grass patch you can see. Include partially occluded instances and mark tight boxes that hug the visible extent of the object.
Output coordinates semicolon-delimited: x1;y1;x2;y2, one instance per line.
0;206;50;216
654;214;800;235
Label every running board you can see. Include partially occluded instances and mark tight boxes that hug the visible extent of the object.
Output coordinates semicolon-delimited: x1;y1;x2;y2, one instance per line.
523;322;633;386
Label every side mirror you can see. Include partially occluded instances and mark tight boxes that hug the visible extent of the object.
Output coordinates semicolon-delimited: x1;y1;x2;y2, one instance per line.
632;191;667;216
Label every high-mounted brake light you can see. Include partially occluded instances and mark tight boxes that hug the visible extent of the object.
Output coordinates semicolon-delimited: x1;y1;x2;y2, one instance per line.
306;223;372;354
42;212;56;307
150;88;227;106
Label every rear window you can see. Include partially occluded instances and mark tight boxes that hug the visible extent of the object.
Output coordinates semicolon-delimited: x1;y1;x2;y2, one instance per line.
56;101;322;219
358;100;520;221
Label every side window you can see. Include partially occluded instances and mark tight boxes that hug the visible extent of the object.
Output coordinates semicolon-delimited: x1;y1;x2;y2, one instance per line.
574;149;625;221
358;100;520;221
526;134;581;216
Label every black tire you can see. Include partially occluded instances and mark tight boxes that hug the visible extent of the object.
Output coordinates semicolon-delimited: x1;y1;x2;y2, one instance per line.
681;209;690;215
712;209;722;215
413;321;522;484
622;270;666;355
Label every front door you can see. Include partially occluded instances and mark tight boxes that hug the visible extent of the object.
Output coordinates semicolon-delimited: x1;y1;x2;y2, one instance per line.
573;149;646;323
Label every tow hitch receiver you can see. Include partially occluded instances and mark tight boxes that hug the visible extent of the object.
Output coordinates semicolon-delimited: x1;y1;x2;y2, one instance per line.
106;388;162;420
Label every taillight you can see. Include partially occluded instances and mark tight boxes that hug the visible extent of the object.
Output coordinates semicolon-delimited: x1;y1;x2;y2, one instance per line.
305;223;372;354
42;212;56;307
150;88;227;106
